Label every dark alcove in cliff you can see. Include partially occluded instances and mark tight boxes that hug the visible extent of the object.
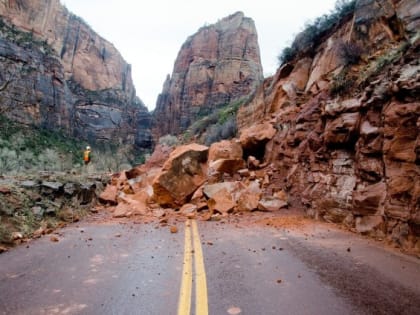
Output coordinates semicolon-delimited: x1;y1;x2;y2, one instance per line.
242;141;267;162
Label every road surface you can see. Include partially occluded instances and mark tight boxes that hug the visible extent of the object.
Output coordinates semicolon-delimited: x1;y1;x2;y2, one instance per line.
1;213;420;315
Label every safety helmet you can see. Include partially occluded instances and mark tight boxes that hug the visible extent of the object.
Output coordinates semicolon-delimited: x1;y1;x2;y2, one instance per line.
86;146;91;150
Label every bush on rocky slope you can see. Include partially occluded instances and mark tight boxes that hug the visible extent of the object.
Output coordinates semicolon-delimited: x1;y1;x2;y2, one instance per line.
184;99;242;145
278;0;356;65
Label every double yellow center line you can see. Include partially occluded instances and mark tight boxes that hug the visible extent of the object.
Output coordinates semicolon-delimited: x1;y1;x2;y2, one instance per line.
178;220;208;315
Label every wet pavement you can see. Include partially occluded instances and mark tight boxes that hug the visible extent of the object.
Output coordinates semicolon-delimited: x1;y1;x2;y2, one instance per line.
1;214;420;315
0;220;183;315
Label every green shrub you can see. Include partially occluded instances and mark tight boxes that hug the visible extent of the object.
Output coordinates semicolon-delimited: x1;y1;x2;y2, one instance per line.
218;99;242;124
193;117;210;135
278;0;356;65
220;117;237;139
190;111;219;135
158;134;179;147
199;100;241;145
0;148;18;174
182;131;192;143
358;41;409;84
11;209;39;237
186;100;242;146
330;67;355;96
338;41;363;65
37;148;61;171
278;47;298;65
204;116;237;146
0;221;12;244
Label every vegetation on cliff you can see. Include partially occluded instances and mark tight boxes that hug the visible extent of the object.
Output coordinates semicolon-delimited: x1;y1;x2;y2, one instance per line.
0;17;54;55
0;115;146;176
278;0;356;65
177;98;245;145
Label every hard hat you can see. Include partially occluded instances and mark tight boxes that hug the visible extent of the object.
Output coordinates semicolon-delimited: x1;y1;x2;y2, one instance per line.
86;146;91;150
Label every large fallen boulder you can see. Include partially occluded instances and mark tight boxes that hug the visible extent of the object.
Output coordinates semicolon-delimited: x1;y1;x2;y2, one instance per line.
208;188;236;214
113;191;150;218
239;122;276;149
144;144;173;169
203;181;246;200
237;190;260;212
152;143;209;207
207;140;245;181
257;189;288;211
203;180;265;213
208;140;243;161
99;185;118;205
355;215;384;234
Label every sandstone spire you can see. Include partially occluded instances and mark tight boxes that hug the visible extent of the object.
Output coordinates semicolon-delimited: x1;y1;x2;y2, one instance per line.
153;11;263;138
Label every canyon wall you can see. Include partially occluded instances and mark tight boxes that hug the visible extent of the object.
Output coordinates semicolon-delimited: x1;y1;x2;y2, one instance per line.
0;0;152;149
238;0;420;249
153;11;263;138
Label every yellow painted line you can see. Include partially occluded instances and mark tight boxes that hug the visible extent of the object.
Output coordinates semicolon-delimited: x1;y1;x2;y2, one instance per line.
177;220;193;315
191;220;209;315
177;219;209;315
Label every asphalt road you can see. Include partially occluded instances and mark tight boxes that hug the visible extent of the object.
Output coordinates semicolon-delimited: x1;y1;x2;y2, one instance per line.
1;214;420;315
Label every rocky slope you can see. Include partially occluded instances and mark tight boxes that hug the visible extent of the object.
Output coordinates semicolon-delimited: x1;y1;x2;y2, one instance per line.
153;11;263;138
237;0;420;250
0;0;152;149
0;172;105;249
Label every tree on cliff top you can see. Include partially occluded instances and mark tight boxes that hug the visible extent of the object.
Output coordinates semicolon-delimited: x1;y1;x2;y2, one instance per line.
278;0;356;65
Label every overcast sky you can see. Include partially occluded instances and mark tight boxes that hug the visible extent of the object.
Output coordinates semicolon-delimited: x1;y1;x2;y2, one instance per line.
62;0;338;110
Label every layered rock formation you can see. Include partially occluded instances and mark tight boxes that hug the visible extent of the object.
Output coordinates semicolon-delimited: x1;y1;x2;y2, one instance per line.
153;11;263;138
237;0;420;250
0;0;152;149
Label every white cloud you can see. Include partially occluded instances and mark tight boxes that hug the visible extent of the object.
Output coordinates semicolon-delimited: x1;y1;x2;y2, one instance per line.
62;0;337;110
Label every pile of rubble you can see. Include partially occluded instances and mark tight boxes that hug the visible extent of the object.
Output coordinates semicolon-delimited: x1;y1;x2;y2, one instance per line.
99;126;288;221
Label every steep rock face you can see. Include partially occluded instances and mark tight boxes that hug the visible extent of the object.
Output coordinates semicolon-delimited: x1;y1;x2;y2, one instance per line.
238;0;420;250
0;0;152;149
153;11;263;138
0;34;70;130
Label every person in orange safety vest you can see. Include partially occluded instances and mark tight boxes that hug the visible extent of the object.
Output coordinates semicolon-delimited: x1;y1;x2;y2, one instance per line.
83;146;91;165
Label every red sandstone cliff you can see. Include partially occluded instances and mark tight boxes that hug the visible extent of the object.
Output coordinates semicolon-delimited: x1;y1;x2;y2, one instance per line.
0;0;152;149
237;0;420;249
0;0;132;92
153;11;263;138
